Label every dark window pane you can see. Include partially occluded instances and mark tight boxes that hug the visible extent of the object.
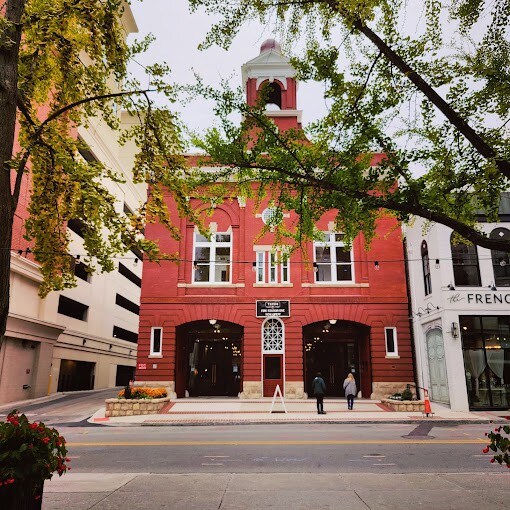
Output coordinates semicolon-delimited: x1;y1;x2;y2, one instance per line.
58;295;88;321
113;326;138;343
131;247;143;261
385;328;395;353
215;247;230;262
74;262;91;282
195;247;210;261
264;357;281;379
335;247;351;263
451;236;481;286
118;262;142;287
152;328;162;353
336;264;352;280
421;241;432;295
215;234;230;243
68;219;85;238
194;264;210;282
115;294;140;315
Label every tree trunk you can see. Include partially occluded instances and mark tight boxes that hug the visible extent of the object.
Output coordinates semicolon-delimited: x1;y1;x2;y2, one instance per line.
0;0;26;343
351;18;510;180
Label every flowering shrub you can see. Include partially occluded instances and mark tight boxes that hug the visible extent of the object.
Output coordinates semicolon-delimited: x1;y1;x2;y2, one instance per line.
483;418;510;467
117;387;167;399
0;411;70;499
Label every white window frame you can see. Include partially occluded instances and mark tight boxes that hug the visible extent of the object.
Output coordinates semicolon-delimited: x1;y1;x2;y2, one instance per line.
314;232;354;283
192;229;232;284
255;250;290;284
262;317;285;353
384;327;399;357
150;327;163;357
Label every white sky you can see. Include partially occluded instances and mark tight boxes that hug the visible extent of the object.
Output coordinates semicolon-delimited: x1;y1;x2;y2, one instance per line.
128;0;328;137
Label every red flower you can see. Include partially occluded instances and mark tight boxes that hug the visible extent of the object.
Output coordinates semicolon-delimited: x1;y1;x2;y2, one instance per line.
7;416;19;426
490;459;495;463
5;478;15;485
483;447;489;453
65;457;71;462
41;437;50;445
30;422;38;430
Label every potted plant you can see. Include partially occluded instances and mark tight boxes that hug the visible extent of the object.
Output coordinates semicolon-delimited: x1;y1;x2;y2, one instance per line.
0;410;70;509
483;418;510;467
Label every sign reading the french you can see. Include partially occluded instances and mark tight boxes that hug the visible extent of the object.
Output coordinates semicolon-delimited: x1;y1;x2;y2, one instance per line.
256;300;290;318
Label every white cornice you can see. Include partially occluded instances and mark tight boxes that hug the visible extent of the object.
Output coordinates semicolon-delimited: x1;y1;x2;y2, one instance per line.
265;109;302;123
10;253;43;283
242;50;295;89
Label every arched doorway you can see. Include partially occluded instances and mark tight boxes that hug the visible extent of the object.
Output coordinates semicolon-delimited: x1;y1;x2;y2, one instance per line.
303;321;371;398
175;321;243;397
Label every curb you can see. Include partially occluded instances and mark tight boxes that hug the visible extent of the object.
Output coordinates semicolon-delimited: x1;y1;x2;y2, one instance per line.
137;418;504;427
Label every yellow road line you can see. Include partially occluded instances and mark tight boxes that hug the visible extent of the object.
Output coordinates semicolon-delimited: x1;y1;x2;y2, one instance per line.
67;439;486;447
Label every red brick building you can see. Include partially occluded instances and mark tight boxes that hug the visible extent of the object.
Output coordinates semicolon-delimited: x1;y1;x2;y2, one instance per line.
135;40;414;400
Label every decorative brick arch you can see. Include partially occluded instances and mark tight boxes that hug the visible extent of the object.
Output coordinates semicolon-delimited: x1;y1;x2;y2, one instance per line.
299;303;372;329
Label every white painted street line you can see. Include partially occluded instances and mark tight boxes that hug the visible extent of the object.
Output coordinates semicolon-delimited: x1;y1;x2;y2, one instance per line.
374;463;396;466
201;463;223;466
204;455;230;458
363;455;386;458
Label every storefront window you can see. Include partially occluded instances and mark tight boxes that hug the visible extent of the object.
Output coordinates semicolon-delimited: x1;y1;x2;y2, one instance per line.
461;315;510;409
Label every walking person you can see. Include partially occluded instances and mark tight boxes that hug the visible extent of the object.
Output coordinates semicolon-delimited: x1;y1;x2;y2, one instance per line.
343;373;357;410
312;372;326;414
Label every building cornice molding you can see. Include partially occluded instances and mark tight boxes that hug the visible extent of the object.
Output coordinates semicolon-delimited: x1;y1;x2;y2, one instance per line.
10;253;43;283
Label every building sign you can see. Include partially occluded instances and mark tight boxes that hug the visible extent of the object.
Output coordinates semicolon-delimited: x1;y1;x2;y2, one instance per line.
137;363;146;370
447;292;510;305
256;300;290;318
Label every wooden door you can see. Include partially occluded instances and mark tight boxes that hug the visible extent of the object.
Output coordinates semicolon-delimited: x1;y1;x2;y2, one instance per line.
263;354;283;397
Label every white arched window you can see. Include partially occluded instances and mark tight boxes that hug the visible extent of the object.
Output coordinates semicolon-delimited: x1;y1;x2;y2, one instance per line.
262;318;284;353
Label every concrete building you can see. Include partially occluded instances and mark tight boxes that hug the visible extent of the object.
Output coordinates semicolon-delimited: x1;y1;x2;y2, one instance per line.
0;5;142;404
405;195;510;411
135;40;415;401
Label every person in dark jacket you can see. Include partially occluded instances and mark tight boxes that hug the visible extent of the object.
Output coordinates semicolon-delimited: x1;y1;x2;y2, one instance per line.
312;372;326;414
343;373;357;410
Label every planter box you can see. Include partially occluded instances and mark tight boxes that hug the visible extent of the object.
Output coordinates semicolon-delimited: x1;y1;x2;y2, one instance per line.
105;397;170;417
0;479;43;510
381;399;425;412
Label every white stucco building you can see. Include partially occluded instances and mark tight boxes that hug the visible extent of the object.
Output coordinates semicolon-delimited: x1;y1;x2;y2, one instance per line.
406;195;510;411
0;5;144;404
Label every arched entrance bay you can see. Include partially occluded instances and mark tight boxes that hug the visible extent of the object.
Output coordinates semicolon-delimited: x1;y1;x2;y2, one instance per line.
303;321;371;398
175;321;243;397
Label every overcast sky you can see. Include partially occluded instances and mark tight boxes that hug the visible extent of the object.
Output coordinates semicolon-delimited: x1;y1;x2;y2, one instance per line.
128;0;327;137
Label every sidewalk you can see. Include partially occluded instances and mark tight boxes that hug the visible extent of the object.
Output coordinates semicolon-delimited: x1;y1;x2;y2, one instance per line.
42;472;510;509
90;398;510;426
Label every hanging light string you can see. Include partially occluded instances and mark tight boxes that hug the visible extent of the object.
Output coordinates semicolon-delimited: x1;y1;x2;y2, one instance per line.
9;248;509;267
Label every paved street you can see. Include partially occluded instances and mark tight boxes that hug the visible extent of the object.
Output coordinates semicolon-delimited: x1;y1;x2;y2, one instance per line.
1;390;509;508
0;388;120;425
